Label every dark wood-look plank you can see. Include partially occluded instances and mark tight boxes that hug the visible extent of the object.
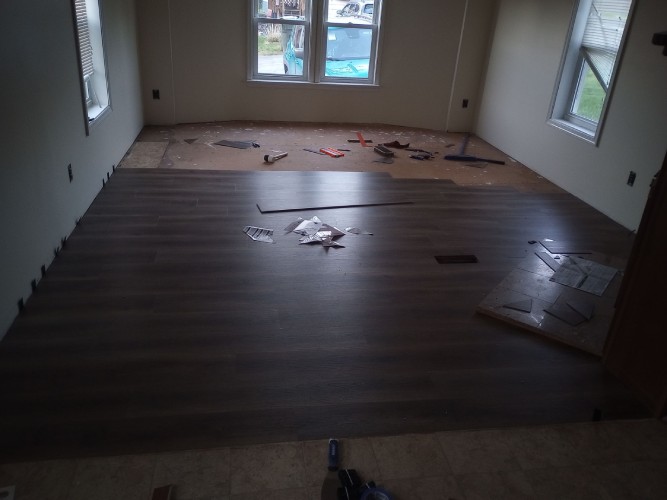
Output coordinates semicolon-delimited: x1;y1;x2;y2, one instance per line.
0;168;648;463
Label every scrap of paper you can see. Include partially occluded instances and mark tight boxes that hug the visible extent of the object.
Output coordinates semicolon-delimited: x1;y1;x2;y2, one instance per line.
243;225;274;243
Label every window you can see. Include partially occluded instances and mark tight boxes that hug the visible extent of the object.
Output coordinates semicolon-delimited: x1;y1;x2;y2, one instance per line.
72;0;110;133
549;0;633;143
249;0;383;85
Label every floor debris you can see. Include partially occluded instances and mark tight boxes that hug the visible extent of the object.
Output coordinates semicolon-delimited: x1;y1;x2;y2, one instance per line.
286;216;346;247
382;140;410;149
373;145;395;157
243;226;274;243
214;139;260;149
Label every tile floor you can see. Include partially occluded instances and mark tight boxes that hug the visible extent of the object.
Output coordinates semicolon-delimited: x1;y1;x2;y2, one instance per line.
1;419;666;499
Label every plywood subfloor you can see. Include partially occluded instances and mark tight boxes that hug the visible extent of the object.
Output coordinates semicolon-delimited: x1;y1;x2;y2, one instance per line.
119;121;563;193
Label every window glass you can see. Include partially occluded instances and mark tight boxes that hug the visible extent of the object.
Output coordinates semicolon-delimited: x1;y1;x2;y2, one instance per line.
251;0;383;85
549;0;633;142
72;0;110;132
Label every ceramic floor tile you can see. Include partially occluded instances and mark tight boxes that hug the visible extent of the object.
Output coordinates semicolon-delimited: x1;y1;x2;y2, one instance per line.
230;486;311;500
371;433;451;480
0;460;76;500
302;438;379;488
437;428;522;475
523;465;609;500
67;455;155;500
542;422;640;466
456;469;536;500
595;419;667;461
496;425;585;470
602;460;667;499
379;475;462;500
152;448;230;500
229;442;305;495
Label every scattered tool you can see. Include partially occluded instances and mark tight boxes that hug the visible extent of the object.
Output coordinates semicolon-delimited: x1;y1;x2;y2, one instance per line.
356;131;370;147
444;134;505;164
304;148;326;155
382;140;410;149
373;145;394;157
406;147;435;157
264;151;288;163
348;139;373;144
320;147;345;158
214;139;260;149
321;439;339;500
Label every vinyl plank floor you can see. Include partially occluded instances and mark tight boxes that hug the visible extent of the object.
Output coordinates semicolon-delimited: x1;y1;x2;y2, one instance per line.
0;168;648;463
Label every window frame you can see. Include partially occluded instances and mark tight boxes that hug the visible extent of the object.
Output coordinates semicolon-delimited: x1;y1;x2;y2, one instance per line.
248;0;384;86
548;0;635;145
71;0;111;135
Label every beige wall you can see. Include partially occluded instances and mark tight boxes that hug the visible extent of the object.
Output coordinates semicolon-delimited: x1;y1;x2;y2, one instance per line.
0;0;143;337
476;0;667;230
138;0;497;131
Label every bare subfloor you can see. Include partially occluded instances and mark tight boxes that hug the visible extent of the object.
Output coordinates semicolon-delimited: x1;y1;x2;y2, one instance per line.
121;121;564;193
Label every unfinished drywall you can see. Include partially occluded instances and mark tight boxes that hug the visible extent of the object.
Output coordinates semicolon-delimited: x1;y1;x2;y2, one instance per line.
137;0;494;131
476;0;667;230
0;0;143;338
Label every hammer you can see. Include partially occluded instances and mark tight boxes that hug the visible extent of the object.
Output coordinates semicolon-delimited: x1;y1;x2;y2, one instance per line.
264;152;288;163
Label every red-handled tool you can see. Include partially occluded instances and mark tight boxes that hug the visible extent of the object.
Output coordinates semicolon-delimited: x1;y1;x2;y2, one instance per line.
320;148;345;158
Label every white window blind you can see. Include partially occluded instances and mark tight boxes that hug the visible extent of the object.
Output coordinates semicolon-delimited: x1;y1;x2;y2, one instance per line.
581;0;631;88
74;0;94;79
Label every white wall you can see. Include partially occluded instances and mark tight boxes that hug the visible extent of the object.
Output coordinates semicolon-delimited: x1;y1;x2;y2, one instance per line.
476;0;667;230
0;0;143;338
138;0;497;131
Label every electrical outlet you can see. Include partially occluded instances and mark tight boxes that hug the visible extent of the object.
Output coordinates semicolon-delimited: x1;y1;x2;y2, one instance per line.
627;171;636;186
68;163;73;182
0;485;16;500
152;89;160;100
462;98;469;108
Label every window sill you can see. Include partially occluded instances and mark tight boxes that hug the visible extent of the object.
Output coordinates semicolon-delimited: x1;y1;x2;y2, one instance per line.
246;79;380;91
86;105;111;134
547;118;599;146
